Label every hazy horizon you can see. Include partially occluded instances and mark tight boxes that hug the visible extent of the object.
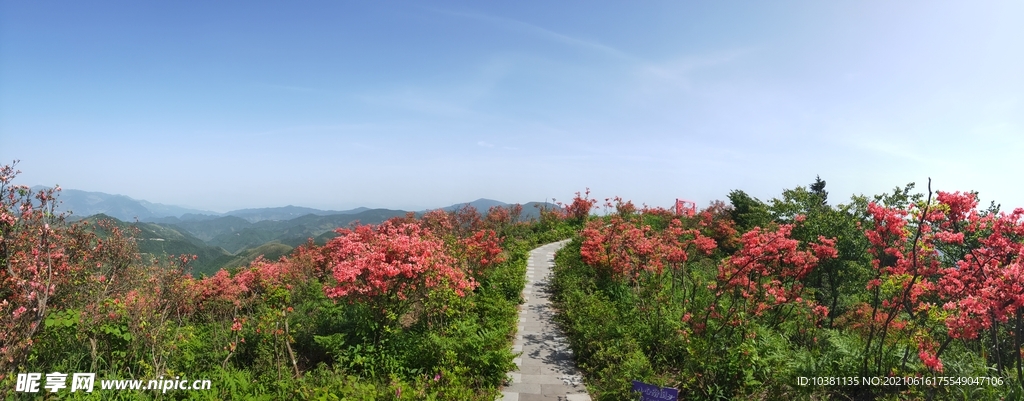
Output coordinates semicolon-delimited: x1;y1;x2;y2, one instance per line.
38;185;556;215
3;1;1022;212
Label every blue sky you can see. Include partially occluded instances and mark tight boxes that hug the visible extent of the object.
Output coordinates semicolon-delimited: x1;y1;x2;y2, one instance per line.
1;1;1022;213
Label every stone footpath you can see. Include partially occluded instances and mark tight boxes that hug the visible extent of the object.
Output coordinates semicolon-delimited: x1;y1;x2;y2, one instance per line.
498;240;591;401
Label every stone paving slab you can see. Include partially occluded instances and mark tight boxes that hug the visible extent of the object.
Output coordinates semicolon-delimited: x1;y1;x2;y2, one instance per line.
498;240;591;401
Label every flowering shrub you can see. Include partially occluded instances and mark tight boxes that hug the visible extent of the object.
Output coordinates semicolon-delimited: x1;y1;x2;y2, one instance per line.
459;229;504;281
321;220;476;322
580;203;719;283
0;162;71;372
557;184;1024;400
8;159;1022;399
485;206;511;229
565;197;841;398
580;215;661;281
849;185;1024;379
561;189;597;222
0;162;577;400
711;224;836;320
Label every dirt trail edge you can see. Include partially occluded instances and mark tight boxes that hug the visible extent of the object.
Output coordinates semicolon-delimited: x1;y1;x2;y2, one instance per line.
498;240;591;401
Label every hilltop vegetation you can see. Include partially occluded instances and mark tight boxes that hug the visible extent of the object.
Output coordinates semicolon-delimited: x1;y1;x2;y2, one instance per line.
3;162;574;399
549;183;1022;400
11;160;1018;399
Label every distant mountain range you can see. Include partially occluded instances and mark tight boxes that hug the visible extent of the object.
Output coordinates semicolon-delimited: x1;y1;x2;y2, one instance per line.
47;188;373;223
48;187;553;223
44;188;218;221
43;187;560;276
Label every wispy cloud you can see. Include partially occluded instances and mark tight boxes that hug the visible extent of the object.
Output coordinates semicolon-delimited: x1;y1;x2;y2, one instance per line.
360;90;474;117
428;8;635;61
637;49;753;90
252;83;319;92
477;141;495;148
247;123;396;138
353;57;517;120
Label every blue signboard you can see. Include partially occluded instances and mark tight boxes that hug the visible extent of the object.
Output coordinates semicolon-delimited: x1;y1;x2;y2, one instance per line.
631;380;678;401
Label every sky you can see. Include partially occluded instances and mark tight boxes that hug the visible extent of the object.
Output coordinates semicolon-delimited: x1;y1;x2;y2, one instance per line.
1;1;1022;213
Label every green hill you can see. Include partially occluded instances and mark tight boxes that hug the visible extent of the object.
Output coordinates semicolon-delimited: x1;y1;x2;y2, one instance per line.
75;204;545;276
166;215;253;242
218;241;294;270
79;214;232;277
225;205;369;222
167;209;408;253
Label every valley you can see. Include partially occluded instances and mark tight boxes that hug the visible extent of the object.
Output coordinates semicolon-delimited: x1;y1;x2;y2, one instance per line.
62;189;558;276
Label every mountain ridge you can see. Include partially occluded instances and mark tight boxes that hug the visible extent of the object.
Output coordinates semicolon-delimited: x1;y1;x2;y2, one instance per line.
49;187;557;223
52;190;562;276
